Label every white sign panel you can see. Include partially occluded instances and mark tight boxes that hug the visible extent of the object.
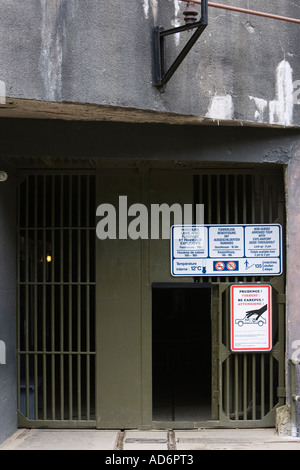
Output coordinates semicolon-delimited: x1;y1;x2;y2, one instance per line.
230;285;272;352
209;226;244;258
171;224;282;276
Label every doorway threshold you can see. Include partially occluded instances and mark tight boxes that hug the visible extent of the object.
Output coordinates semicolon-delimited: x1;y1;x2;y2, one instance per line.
152;420;219;430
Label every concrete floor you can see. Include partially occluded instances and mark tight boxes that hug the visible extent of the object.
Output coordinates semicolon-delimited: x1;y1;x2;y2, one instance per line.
1;428;300;450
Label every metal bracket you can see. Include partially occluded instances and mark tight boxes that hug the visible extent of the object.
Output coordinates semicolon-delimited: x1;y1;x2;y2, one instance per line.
152;0;208;88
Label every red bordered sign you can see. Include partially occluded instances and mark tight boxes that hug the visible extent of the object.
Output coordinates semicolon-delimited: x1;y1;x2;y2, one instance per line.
230;284;272;352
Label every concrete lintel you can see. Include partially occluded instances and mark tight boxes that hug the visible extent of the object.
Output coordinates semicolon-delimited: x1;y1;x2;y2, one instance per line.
0;98;299;129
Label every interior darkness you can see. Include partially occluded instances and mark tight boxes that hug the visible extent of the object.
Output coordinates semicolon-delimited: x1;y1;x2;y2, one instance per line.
152;284;212;422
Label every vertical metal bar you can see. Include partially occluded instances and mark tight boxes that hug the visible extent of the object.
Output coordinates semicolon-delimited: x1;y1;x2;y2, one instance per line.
261;355;265;418
77;176;82;420
225;358;230;416
234;355;239;420
216;175;220;223
51;176;55;419
252;354;256;420
243;354;247;420
60;176;64;420
242;175;247;222
25;177;30;418
234;175;238;223
251;174;256;223
17;183;21;413
193;175;198;225
86;176;91;420
269;355;274;411
42;176;47;420
207;175;212;224
268;181;273;223
225;175;229;222
68;176;73;420
34;175;38;420
260;176;264;223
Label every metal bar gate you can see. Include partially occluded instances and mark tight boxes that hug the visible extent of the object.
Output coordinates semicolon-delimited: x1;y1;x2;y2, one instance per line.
17;174;96;426
194;169;286;427
17;168;285;428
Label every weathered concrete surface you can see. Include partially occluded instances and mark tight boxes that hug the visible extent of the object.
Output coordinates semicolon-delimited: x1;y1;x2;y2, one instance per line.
0;0;299;126
0;118;298;166
0;429;119;451
286;140;300;437
0;178;17;445
286;140;300;364
123;430;169;451
1;428;300;450
276;405;292;437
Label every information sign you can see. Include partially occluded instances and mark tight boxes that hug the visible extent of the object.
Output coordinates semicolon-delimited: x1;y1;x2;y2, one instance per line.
171;224;282;277
230;284;272;352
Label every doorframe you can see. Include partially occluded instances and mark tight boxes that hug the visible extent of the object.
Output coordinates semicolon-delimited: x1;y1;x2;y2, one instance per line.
151;282;215;427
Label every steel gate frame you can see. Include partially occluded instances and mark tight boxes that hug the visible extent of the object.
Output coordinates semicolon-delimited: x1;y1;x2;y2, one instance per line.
16;166;286;429
17;172;96;428
152;168;286;429
211;277;286;427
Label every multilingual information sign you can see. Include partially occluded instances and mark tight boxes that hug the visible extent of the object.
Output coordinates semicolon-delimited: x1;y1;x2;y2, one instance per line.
230;284;272;352
171;224;282;277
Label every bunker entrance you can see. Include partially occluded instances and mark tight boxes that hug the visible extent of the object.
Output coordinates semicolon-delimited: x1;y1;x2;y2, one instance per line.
152;284;212;422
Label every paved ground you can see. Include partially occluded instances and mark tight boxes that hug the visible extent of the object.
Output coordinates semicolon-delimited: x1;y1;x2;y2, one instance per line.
1;428;300;450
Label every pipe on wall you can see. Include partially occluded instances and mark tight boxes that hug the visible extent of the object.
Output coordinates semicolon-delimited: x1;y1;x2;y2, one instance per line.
180;0;300;24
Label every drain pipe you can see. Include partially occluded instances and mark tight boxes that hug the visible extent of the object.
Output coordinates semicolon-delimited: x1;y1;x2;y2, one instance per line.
180;0;300;24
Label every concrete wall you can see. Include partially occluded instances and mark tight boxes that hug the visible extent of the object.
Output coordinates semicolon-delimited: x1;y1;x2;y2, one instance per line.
0;0;299;126
287;140;300;363
0;178;17;445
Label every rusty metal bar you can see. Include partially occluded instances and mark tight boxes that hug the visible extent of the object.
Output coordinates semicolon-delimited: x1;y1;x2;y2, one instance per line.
180;0;300;24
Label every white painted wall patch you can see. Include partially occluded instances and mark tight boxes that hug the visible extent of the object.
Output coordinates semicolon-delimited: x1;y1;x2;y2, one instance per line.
0;340;6;365
269;60;294;126
143;0;158;21
206;94;234;120
249;96;268;123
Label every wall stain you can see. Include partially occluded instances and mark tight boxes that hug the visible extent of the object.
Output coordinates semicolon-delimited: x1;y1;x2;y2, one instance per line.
39;0;67;102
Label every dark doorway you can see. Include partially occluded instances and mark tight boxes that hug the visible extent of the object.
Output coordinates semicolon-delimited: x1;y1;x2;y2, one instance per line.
152;283;212;422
